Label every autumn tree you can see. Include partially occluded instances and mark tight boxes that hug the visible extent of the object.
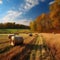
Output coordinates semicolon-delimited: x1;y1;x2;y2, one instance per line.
50;0;60;29
30;21;37;32
35;13;53;32
30;0;60;32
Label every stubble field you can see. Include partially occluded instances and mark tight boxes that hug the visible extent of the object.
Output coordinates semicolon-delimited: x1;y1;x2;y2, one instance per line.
0;33;60;60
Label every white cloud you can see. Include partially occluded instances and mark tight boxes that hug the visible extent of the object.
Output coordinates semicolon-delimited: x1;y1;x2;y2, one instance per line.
19;0;45;12
0;0;46;25
15;19;32;26
49;1;55;5
24;0;39;10
2;10;22;22
1;10;31;26
0;0;2;4
19;0;40;12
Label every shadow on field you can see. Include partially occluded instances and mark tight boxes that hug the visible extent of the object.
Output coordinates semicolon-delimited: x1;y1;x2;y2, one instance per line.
0;46;13;54
11;37;48;60
0;41;12;54
0;41;9;44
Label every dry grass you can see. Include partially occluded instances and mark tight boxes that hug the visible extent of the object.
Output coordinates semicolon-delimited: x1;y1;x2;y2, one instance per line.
0;34;35;60
0;33;60;60
41;33;60;60
0;33;31;54
0;35;10;49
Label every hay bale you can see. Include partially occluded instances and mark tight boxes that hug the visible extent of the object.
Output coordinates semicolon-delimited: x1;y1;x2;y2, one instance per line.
8;34;15;39
9;35;24;46
29;33;33;36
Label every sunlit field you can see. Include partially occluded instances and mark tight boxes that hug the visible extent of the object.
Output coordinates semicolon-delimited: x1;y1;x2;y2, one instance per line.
0;0;59;59
0;32;60;60
41;33;60;60
0;33;29;53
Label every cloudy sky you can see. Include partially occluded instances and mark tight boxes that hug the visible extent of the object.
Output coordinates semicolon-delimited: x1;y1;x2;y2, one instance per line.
0;0;54;25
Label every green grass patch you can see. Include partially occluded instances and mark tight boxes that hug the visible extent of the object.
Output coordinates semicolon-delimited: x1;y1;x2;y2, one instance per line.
0;29;30;34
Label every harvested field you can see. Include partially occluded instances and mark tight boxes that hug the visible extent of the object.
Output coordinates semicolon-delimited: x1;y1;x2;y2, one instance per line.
0;33;55;60
41;33;60;60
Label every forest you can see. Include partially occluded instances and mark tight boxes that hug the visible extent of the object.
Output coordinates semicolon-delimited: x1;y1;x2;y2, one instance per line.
0;22;30;29
30;0;60;33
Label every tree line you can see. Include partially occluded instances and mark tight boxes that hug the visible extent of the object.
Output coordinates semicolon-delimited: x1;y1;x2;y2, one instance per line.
30;0;60;33
0;22;30;29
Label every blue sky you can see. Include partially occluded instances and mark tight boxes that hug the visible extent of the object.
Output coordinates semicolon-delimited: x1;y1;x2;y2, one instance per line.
0;0;54;25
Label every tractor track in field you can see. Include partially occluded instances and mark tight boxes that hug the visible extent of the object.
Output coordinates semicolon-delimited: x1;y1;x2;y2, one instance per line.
0;35;36;60
0;34;55;60
0;46;25;60
11;34;55;60
10;35;38;60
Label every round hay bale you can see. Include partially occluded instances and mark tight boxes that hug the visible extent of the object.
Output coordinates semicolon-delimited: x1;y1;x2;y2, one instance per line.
10;36;24;46
8;34;15;39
